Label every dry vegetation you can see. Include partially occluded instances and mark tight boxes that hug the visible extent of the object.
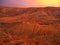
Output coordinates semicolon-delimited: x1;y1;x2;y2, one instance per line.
0;7;60;45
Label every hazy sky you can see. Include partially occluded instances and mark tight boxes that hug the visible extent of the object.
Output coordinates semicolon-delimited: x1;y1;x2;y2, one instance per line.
0;0;60;7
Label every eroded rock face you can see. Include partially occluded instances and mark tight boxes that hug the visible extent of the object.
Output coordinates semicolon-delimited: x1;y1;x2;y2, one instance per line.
0;7;60;45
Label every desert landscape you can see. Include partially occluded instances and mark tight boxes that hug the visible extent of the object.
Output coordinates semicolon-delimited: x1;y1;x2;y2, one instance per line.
0;7;60;45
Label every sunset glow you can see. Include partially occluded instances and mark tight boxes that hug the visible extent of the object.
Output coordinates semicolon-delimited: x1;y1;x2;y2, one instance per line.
0;0;60;7
35;0;60;6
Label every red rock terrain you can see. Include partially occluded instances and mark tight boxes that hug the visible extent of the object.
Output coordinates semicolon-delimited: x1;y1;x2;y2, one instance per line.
0;7;60;45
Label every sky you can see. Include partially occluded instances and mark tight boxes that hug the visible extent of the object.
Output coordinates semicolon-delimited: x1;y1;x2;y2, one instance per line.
0;0;60;7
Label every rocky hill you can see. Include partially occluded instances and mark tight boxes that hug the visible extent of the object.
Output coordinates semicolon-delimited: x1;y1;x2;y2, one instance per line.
0;7;60;45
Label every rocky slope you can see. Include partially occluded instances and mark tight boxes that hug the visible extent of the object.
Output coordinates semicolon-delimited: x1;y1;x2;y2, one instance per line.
0;7;60;45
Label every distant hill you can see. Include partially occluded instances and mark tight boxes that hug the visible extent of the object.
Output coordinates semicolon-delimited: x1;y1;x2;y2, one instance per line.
0;7;60;45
